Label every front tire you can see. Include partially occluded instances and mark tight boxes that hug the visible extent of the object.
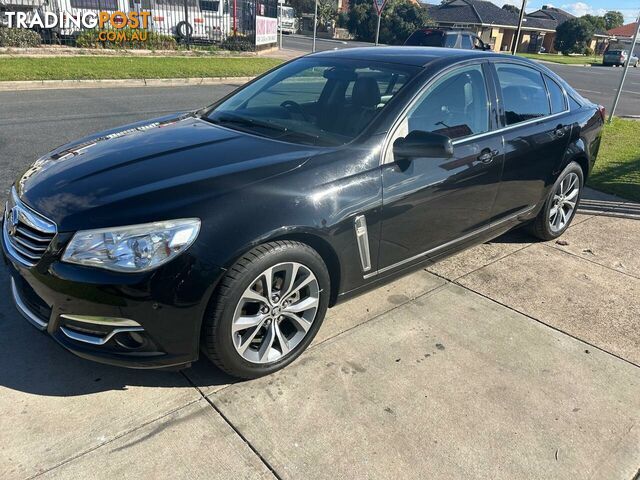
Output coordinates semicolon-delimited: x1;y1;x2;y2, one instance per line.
527;161;583;241
202;241;330;379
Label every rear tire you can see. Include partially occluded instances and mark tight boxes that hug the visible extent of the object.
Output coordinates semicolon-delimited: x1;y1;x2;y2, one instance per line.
202;241;330;379
527;161;584;241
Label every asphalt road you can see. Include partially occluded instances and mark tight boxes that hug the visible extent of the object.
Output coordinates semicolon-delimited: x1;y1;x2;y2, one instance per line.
0;85;237;196
282;34;640;116
282;33;373;52
544;63;640;116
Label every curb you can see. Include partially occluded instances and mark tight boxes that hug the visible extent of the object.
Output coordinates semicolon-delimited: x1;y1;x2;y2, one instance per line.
0;76;255;91
534;59;593;67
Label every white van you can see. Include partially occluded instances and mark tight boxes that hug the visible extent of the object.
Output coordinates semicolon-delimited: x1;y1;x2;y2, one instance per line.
277;4;295;34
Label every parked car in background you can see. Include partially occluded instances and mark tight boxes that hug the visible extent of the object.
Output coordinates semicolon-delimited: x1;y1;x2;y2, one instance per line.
602;48;639;67
3;47;604;379
404;28;492;50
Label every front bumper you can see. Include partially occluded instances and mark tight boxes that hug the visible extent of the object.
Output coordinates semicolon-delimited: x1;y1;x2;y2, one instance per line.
2;218;225;369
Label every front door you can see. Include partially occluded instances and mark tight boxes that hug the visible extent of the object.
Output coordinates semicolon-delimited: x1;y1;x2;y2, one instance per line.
378;63;503;271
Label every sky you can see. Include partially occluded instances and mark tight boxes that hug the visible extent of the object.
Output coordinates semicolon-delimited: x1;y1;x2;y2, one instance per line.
489;0;639;24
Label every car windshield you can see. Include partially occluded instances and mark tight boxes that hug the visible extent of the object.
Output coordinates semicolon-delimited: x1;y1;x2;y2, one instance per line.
280;7;294;18
204;58;420;146
405;30;443;47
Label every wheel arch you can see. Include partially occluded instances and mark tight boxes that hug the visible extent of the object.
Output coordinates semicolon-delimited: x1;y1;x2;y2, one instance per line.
208;228;343;314
268;232;342;307
567;154;590;182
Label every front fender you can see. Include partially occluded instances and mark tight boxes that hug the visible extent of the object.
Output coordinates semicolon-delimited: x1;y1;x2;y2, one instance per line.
196;138;385;299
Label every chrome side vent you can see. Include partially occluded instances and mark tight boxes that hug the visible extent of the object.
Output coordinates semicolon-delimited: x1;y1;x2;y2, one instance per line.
3;188;56;268
354;214;372;272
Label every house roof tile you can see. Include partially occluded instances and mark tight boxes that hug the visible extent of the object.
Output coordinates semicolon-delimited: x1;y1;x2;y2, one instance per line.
607;22;639;38
424;0;556;31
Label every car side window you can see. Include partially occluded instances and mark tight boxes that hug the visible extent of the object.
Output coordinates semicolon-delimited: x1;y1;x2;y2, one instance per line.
495;63;550;125
444;34;457;48
461;35;473;49
405;65;490;140
569;95;582;111
545;75;567;114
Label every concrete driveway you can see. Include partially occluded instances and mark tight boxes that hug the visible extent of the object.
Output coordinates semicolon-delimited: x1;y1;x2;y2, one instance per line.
2;195;639;479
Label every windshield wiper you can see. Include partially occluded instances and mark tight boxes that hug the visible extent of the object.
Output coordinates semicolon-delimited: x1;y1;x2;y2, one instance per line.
208;113;288;134
205;112;336;146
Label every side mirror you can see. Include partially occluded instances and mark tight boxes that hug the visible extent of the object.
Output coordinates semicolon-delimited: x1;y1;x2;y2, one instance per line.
393;130;454;160
483;43;493;51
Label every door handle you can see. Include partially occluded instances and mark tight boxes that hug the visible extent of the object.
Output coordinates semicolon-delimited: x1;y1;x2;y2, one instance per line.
554;125;566;138
477;149;499;164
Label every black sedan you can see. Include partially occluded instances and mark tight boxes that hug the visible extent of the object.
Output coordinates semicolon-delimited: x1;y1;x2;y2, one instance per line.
2;47;604;378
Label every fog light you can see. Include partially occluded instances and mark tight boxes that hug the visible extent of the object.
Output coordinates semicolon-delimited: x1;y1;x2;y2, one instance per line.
114;330;147;350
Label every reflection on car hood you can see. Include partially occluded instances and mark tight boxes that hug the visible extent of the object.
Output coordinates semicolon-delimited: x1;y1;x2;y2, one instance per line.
16;113;320;231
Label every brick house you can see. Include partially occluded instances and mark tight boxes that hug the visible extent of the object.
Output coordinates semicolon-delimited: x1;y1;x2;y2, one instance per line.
424;0;610;53
424;0;557;52
528;5;609;53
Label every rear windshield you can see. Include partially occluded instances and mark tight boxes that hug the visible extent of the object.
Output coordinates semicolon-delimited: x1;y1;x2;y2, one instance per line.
405;30;444;47
607;50;623;55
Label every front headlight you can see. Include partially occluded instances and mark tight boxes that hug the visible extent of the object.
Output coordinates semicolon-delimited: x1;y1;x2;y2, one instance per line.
62;219;201;272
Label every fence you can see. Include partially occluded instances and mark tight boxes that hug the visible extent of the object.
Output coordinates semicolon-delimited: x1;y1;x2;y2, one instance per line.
0;0;278;49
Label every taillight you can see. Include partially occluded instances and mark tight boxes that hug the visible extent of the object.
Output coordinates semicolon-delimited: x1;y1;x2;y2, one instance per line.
153;16;164;22
597;105;606;122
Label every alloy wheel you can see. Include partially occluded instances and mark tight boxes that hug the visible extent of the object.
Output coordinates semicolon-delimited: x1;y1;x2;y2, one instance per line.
231;262;320;364
549;172;580;233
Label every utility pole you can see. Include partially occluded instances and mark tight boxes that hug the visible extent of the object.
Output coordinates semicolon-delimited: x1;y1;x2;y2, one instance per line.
609;12;640;122
512;0;527;55
278;0;283;50
312;0;318;52
183;0;191;49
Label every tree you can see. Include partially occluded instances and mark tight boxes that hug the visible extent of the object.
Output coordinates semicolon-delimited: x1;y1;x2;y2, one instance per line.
603;11;624;30
347;0;430;45
581;14;606;32
554;18;595;55
317;0;338;31
501;4;520;15
288;0;316;16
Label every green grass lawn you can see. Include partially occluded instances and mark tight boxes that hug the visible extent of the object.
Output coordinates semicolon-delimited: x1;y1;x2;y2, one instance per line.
518;53;602;65
0;56;282;81
588;118;640;202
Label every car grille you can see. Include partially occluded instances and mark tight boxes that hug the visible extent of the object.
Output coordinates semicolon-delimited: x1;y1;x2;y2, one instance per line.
3;187;56;267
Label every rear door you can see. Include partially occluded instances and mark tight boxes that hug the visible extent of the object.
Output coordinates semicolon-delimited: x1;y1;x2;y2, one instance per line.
378;62;503;270
489;62;572;221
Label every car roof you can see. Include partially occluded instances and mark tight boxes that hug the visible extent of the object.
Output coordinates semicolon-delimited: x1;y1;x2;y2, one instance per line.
308;46;518;68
